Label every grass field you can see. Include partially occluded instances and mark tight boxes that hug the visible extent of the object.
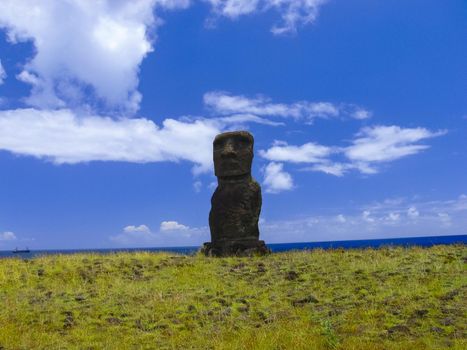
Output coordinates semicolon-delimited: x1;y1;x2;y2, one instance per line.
0;245;465;349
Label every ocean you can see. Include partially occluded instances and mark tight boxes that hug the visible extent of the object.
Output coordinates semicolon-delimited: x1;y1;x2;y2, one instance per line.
1;234;465;259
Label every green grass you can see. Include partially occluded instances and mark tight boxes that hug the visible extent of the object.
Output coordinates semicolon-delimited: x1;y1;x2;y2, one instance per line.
0;245;465;349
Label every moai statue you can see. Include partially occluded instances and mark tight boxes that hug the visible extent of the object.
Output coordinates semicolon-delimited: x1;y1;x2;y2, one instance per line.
202;131;270;256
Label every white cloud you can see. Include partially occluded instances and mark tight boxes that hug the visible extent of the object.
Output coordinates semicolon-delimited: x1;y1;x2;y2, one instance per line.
110;222;209;247
0;0;329;113
16;70;39;86
204;91;340;122
0;108;220;173
160;221;189;231
0;231;16;241
124;225;151;234
219;113;285;126
204;91;375;126
112;224;156;245
259;141;332;163
453;194;467;211
336;214;346;223
205;0;260;18
438;213;451;226
345;125;445;164
387;212;400;222
407;206;419;219
154;0;192;10
0;59;6;85
263;162;294;193
193;180;203;193
0;0;189;113
305;163;348;176
351;108;372;120
108;195;466;246
204;0;329;35
260;125;445;177
362;210;375;223
262;194;467;243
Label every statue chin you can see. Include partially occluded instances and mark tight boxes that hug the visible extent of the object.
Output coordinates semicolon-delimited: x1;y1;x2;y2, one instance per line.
217;169;249;178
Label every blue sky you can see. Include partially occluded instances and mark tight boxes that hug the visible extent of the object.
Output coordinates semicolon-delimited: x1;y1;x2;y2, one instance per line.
0;0;466;249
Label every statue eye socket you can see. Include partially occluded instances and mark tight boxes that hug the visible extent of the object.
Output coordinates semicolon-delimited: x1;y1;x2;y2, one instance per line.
214;140;224;150
237;137;250;148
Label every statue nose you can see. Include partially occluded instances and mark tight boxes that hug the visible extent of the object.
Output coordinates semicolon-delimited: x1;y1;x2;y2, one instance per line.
221;142;236;157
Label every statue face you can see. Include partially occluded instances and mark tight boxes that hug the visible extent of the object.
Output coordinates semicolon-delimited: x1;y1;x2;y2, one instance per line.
213;131;253;177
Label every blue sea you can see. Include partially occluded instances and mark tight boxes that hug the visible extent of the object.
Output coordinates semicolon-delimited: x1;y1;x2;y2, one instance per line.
1;234;465;259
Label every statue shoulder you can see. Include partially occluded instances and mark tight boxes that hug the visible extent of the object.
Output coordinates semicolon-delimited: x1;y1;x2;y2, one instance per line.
249;178;261;193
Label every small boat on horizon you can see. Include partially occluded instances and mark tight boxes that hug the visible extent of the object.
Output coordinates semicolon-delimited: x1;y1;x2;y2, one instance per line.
12;247;30;253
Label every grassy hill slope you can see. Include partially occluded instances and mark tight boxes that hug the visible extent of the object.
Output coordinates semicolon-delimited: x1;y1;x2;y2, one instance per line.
0;245;465;349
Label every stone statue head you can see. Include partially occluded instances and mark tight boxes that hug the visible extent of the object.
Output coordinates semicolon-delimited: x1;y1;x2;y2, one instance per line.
213;131;254;178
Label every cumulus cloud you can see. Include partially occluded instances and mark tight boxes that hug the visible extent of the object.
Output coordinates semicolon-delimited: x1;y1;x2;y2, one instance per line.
110;221;209;246
204;0;329;35
263;162;294;193
0;59;6;85
0;0;329;113
112;224;156;244
124;225;151;234
160;221;189;231
0;108;220;173
0;0;190;113
0;231;16;241
1;0;331;111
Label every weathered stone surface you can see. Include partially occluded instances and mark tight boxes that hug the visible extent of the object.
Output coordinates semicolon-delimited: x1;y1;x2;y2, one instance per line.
202;131;269;257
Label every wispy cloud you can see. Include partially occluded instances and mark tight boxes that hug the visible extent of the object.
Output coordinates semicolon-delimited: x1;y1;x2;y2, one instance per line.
218;113;285;127
0;231;16;241
259;125;445;177
261;194;467;243
306;162;349;177
204;91;366;123
193;180;203;193
204;0;329;35
0;59;6;85
345;125;446;164
351;108;372;120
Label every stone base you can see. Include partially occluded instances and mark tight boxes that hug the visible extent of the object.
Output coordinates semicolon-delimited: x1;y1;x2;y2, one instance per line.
201;240;270;257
